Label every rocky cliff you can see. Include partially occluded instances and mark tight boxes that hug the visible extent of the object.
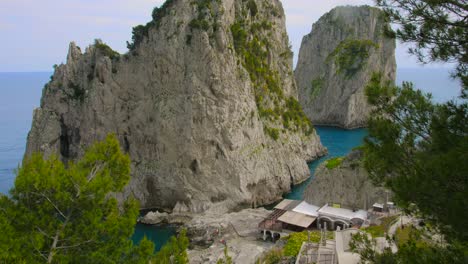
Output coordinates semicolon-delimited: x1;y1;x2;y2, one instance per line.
304;150;389;210
25;0;325;212
295;6;396;129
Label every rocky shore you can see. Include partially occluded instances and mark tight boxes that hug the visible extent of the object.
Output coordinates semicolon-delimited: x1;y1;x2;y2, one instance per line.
140;207;274;263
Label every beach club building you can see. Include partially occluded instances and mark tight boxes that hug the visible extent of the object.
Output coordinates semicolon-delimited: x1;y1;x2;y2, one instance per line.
258;199;368;240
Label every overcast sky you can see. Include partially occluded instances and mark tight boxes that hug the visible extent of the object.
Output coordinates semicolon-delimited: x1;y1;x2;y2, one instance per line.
0;0;440;72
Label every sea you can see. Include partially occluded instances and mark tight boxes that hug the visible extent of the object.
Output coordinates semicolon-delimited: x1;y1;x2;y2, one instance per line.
0;68;461;249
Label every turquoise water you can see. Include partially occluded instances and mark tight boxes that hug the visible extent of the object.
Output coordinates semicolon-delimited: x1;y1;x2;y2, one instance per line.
285;127;368;200
132;224;177;250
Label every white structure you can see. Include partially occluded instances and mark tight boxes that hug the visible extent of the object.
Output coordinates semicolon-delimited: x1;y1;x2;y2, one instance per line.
259;200;368;234
317;204;368;230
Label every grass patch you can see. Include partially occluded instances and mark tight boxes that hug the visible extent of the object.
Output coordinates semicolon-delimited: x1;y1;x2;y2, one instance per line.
325;157;344;169
395;225;424;247
256;248;284;264
283;231;334;257
362;215;399;238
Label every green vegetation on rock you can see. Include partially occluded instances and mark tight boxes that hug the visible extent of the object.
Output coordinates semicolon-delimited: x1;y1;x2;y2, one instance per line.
68;81;85;102
230;2;313;140
216;246;233;264
264;126;280;141
127;0;177;50
325;157;344;169
327;39;379;78
310;77;324;100
94;39;120;60
189;0;219;31
246;0;258;17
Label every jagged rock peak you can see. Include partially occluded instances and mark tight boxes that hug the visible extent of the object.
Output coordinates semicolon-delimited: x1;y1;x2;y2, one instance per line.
26;0;326;213
295;5;396;129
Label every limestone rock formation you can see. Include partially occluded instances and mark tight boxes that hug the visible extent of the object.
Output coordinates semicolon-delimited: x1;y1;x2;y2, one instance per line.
25;0;325;212
295;6;396;129
304;150;389;210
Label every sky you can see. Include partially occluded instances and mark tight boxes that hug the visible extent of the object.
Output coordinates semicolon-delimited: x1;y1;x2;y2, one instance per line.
0;0;445;72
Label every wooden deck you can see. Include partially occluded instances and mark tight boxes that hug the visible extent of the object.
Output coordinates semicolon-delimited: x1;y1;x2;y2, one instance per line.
258;209;286;232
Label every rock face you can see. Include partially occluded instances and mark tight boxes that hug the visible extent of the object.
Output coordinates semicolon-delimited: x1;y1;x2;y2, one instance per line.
304;151;389;210
25;0;325;212
295;6;396;129
186;208;273;264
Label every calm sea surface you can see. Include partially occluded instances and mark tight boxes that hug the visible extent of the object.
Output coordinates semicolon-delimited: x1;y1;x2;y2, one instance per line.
0;68;460;248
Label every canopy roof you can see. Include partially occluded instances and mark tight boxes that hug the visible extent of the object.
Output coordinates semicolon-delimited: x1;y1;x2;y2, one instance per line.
278;211;316;228
318;204;367;221
293;201;320;217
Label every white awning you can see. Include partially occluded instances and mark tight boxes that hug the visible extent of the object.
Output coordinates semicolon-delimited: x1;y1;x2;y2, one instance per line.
278;211;316;228
373;203;384;209
292;201;320;217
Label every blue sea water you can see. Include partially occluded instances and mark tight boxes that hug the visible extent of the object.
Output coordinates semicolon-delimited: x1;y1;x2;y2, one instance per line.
0;68;461;249
285;127;368;200
0;72;47;194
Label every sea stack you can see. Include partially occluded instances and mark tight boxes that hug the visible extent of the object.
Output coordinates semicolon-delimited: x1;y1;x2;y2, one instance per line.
304;150;389;210
295;6;396;129
25;0;325;212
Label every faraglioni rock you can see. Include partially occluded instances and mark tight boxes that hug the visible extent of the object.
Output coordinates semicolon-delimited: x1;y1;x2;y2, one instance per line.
25;0;326;212
295;6;396;129
304;150;389;210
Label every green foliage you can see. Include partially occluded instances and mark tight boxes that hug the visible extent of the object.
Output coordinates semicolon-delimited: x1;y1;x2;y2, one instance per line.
375;0;468;91
310;78;324;100
127;24;151;50
189;0;222;32
325;157;344;169
364;72;468;243
282;97;314;135
230;10;314;138
327;39;379;77
216;246;233;264
356;2;468;262
362;216;398;238
264;126;280;141
246;0;258;17
0;134;157;263
127;0;177;51
394;226;423;247
230;21;248;53
349;232;398;263
350;231;467;264
152;0;177;26
94;39;120;60
283;231;334;257
155;229;189;264
256;248;284;264
67;81;85;102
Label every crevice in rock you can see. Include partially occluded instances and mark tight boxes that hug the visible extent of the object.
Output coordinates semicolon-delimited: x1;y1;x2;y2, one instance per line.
123;135;130;153
190;159;199;174
59;116;70;159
